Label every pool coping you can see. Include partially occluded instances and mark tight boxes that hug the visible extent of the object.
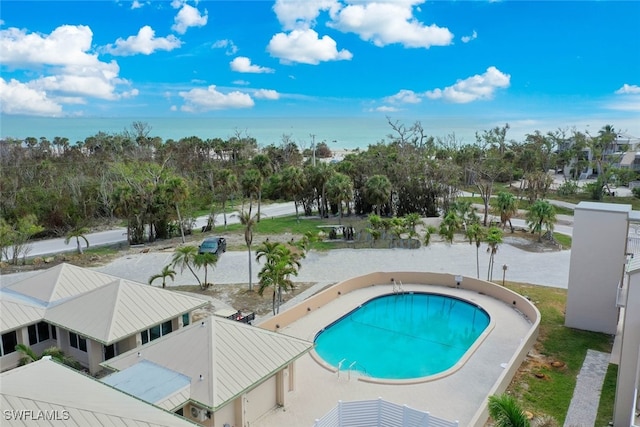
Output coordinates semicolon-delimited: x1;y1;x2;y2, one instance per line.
257;271;541;427
308;291;497;386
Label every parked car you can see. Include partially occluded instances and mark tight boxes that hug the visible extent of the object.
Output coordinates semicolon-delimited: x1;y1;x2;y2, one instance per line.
198;237;227;256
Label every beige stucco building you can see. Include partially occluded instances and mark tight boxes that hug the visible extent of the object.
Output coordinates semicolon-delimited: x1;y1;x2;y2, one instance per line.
1;357;199;426
0;263;207;374
101;315;313;426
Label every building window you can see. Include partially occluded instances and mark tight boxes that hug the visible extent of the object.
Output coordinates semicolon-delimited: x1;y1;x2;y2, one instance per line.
1;331;18;356
104;344;116;360
182;313;190;327
28;322;53;345
69;332;87;352
161;320;172;336
140;320;174;345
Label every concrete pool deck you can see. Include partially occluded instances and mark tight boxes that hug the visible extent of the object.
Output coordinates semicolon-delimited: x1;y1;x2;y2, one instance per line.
253;282;535;427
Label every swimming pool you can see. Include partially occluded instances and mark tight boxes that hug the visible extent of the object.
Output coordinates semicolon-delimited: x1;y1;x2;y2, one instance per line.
314;292;490;380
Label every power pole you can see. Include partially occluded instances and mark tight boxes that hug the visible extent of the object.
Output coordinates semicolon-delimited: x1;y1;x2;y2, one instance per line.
310;133;316;167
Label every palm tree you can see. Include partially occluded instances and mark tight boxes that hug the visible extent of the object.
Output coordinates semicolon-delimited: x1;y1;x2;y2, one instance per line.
15;344;81;369
486;226;503;281
236;208;261;291
526;200;556;242
466;223;487;279
495;191;518;233
364;174;392;216
64;227;90;254
439;210;462;244
162;176;189;243
256;242;301;314
193;252;218;290
171;245;201;286
148;265;177;288
488;394;530;427
423;224;437;246
326;172;353;223
216;169;239;229
281;166;306;221
252;154;273;222
403;213;424;234
241;168;263;215
452;199;478;229
303;163;333;218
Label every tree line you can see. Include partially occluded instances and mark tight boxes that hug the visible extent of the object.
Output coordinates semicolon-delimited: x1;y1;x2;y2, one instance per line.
0;119;626;263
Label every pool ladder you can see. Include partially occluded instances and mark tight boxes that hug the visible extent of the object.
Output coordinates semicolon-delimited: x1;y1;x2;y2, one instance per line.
392;279;404;294
337;359;367;380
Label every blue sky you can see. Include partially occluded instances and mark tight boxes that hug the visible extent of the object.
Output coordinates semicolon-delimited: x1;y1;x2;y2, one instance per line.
1;0;639;139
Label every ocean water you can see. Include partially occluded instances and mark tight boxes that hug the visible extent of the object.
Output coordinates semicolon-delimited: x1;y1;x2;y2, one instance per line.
0;115;483;150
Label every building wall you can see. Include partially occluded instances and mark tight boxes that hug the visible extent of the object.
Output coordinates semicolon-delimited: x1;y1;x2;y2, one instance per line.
614;266;640;426
0;327;28;372
212;402;234;427
565;202;630;334
245;375;277;424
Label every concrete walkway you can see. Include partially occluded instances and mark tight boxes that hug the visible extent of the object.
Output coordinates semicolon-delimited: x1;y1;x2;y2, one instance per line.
564;349;611;427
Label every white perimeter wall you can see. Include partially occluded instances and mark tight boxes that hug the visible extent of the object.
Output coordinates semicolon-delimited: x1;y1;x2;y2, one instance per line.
614;261;640;426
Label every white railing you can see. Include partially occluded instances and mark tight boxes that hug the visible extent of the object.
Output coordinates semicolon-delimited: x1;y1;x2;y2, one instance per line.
313;398;459;427
393;279;404;294
628;237;640;255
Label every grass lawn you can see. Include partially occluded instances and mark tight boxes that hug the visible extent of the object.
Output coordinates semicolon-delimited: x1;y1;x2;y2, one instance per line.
503;282;615;425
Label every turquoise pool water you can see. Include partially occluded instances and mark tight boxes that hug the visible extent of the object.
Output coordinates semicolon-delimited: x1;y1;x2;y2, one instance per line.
314;292;490;379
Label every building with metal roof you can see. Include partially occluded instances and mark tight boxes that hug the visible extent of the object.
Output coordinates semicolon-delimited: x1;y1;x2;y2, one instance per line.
102;315;313;426
0;263;208;374
0;357;198;427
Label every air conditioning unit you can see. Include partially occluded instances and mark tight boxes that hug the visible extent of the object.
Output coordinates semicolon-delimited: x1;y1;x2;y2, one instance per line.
190;406;208;422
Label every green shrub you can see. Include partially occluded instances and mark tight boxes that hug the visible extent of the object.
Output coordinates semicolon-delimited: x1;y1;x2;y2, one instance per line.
556;181;579;196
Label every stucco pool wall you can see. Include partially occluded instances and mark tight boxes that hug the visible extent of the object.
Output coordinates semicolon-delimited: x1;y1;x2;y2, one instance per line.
257;272;540;427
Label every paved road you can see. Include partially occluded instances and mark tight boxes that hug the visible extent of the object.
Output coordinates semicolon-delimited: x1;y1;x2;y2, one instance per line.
1;239;571;290
2;197;575;290
6;202;296;261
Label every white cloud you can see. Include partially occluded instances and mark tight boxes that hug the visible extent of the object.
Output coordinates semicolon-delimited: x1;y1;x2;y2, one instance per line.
328;1;453;48
179;85;254;111
615;84;640;95
254;89;280;100
461;30;477;43
375;105;400;112
131;0;145;9
172;1;208;34
230;57;275;73
384;89;421;104
273;0;341;31
233;80;250;86
31;73;121;100
606;96;640;112
0;24;133;112
212;39;238;55
425;66;510;103
104;26;182;56
0;78;63;116
1;25;102;67
268;28;352;65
